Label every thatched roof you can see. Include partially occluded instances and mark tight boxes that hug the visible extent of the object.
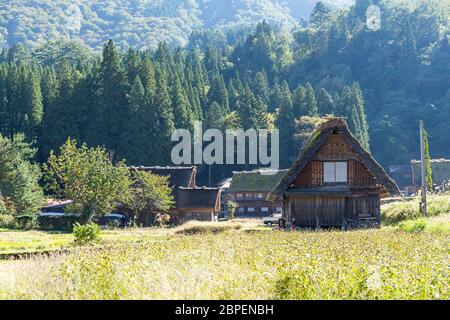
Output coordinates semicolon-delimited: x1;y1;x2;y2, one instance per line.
131;166;196;189
268;118;401;201
229;169;288;193
177;187;221;210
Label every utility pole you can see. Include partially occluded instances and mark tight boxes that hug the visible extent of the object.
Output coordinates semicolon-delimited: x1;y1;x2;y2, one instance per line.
420;120;427;217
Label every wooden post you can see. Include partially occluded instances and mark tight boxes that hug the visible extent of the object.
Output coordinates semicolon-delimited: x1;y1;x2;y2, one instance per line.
420;120;427;217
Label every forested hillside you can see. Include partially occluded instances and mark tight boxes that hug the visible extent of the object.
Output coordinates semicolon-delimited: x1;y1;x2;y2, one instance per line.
0;0;353;51
0;0;448;184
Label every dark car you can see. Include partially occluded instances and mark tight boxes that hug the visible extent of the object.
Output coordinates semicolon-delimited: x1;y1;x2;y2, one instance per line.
92;212;129;228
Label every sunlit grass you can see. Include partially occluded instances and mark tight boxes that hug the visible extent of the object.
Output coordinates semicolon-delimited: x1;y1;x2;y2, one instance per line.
0;229;447;300
382;194;450;225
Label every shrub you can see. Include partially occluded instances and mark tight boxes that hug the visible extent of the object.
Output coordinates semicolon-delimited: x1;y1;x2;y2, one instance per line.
0;199;7;214
37;215;80;231
398;219;426;233
0;214;16;229
16;215;36;229
73;222;101;244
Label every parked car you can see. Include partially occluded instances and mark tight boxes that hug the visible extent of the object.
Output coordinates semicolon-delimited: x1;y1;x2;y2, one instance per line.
263;213;282;226
92;212;129;228
38;211;129;229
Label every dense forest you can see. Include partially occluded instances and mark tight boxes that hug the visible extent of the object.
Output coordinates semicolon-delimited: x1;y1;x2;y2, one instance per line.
0;0;449;185
0;0;353;51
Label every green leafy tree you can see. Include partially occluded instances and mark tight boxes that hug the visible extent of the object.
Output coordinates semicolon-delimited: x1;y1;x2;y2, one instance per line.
125;170;174;225
43;138;131;224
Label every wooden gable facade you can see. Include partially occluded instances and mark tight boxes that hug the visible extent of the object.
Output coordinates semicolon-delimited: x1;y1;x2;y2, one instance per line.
269;118;400;229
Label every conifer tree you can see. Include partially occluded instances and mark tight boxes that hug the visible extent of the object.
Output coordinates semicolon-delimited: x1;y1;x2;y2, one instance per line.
171;74;194;130
208;74;229;112
317;88;334;115
292;85;306;118
139;56;156;96
275;81;296;168
22;69;43;137
152;67;175;164
253;70;270;104
96;40;129;155
310;2;332;26
268;80;282;113
237;85;267;130
303;82;318;116
205;102;226;130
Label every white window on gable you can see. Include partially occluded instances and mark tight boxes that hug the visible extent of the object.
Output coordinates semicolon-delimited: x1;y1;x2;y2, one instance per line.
323;162;348;183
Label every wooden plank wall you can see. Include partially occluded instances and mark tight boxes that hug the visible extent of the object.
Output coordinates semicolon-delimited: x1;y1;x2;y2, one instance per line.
345;196;380;220
290;196;345;227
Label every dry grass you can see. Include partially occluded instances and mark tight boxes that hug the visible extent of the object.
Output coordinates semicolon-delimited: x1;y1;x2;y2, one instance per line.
0;229;448;300
174;220;244;235
382;194;450;225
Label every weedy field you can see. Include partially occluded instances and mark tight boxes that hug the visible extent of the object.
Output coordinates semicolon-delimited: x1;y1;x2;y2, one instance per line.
0;225;448;300
0;197;448;300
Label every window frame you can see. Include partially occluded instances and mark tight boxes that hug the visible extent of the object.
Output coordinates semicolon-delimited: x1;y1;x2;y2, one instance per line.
323;161;348;184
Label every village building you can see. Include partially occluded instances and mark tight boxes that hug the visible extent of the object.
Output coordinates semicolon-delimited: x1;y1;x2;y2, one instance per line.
223;169;287;217
132;166;221;225
411;159;450;190
268;118;401;229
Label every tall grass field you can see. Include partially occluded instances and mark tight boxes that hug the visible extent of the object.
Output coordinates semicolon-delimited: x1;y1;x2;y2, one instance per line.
0;228;448;300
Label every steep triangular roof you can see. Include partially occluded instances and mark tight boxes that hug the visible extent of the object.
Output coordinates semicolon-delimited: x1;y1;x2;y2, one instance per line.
268;118;400;201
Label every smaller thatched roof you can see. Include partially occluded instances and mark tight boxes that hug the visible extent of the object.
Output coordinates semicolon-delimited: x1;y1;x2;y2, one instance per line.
229;169;288;193
268;118;401;201
177;187;221;210
131;166;196;189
